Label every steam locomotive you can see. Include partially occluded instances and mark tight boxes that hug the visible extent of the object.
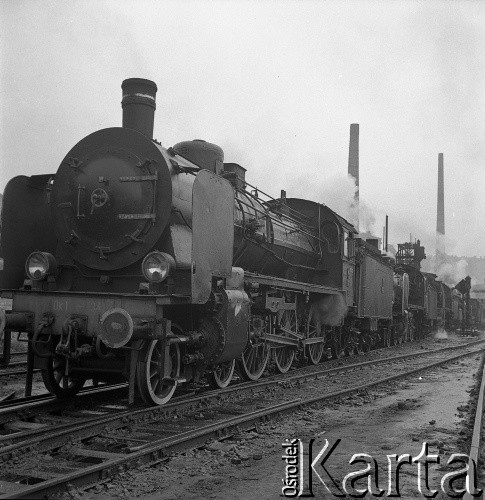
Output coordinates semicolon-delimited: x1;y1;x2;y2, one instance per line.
0;78;475;405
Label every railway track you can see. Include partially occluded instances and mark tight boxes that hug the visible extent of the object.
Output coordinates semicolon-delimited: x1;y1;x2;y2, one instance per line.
0;338;484;499
0;367;34;381
0;351;32;383
0;383;129;420
0;352;28;371
0;340;480;410
0;351;28;365
463;354;485;500
0;337;482;431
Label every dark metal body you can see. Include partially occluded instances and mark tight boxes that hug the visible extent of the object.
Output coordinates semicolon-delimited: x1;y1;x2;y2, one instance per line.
394;241;439;337
423;272;439;322
0;175;56;289
451;290;463;325
354;239;393;321
437;282;452;328
233;195;355;289
393;272;409;317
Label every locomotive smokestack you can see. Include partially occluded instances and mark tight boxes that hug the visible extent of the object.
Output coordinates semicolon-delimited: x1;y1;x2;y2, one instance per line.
348;123;359;231
121;78;157;138
436;153;445;255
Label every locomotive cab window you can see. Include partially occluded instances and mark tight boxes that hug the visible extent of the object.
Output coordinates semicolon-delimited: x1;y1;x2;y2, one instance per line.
343;231;353;258
321;220;340;253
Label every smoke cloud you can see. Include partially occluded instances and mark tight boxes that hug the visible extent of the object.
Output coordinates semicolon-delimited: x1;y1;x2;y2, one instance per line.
312;294;348;327
291;172;379;235
426;253;477;287
434;258;468;286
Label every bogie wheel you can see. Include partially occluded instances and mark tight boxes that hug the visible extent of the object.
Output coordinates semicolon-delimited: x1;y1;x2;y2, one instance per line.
136;339;181;405
237;314;271;381
273;309;297;373
306;305;326;364
41;356;86;399
209;359;236;389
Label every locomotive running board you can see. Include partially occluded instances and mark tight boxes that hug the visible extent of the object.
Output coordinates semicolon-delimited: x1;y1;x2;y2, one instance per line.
261;333;300;347
261;333;325;347
244;272;343;296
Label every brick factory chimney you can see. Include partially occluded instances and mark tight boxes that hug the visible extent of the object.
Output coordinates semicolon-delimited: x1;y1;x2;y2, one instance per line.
348;123;359;231
436;153;445;255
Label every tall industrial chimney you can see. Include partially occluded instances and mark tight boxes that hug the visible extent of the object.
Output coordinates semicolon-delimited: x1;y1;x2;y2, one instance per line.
348;123;359;231
121;78;157;138
436;153;445;255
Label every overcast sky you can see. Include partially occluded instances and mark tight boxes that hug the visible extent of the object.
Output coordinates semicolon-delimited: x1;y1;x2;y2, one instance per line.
1;0;484;257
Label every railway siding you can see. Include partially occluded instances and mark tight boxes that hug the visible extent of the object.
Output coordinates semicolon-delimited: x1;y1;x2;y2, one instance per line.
83;347;484;500
0;337;483;499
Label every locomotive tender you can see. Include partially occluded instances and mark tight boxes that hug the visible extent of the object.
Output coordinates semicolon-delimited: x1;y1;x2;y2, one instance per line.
0;79;440;405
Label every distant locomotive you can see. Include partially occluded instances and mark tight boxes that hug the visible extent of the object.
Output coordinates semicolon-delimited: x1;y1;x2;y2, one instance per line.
453;278;485;334
0;78;479;405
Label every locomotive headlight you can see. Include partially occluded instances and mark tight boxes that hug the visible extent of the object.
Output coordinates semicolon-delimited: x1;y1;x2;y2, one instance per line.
25;252;58;280
142;252;175;283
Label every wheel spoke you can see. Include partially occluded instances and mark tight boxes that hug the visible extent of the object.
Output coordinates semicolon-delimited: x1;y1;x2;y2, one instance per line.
136;338;180;405
238;315;270;381
153;377;161;393
307;305;326;364
274;308;295;374
247;348;255;369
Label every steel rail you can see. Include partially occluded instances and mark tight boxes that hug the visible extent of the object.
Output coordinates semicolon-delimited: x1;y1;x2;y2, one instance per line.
0;366;36;378
0;343;419;417
0;353;29;372
0;361;27;369
0;338;447;413
2;344;483;499
0;383;128;415
463;354;485;500
0;337;479;417
0;339;483;447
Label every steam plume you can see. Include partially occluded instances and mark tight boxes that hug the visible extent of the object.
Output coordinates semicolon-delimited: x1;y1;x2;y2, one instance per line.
312;294;348;326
